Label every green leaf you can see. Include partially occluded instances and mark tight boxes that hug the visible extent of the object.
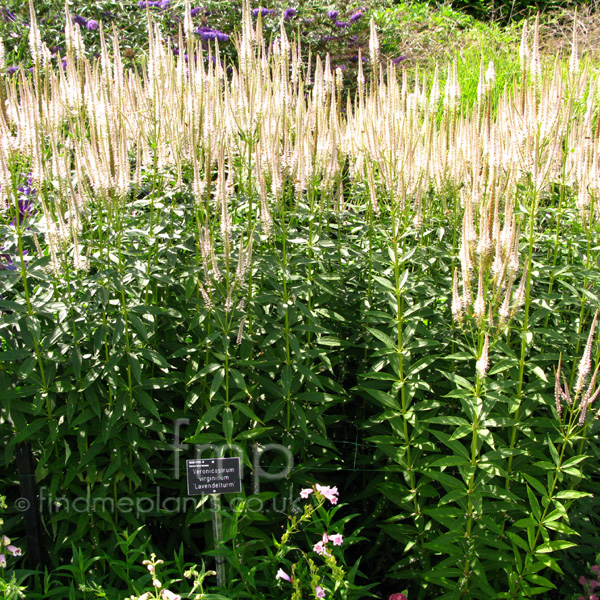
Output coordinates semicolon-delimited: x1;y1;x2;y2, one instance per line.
297;364;324;390
554;490;592;500
127;353;143;385
547;436;560;466
361;387;400;411
230;402;264;424
424;416;470;427
223;407;234;443
544;521;578;536
527;486;541;521
561;455;588;469
535;540;576;553
13;418;47;444
429;456;470;468
407;355;440;377
366;327;396;349
525;574;555;589
506;531;529;552
210;368;225;400
129;313;149;342
190;404;224;436
440;370;473;391
522;473;547;498
138;347;170;369
134;388;160;419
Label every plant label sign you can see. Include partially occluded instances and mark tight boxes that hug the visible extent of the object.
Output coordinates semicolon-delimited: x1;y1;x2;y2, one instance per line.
186;457;242;495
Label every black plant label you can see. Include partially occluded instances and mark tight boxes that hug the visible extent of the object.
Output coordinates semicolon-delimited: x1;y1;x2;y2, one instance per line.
186;457;242;495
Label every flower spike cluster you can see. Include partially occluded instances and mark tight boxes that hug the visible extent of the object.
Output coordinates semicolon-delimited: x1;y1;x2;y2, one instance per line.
554;312;600;426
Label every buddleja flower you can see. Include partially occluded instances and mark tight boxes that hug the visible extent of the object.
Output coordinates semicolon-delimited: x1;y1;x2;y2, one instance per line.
284;8;297;19
349;11;363;22
252;7;274;17
327;10;338;19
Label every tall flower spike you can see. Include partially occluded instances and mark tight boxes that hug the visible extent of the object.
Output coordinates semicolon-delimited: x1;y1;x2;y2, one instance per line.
476;333;490;377
555;354;563;417
569;10;579;76
485;61;496;90
519;20;529;71
575;311;598;397
473;268;485;324
451;267;463;324
368;18;380;66
477;57;486;101
529;15;541;80
579;362;600;425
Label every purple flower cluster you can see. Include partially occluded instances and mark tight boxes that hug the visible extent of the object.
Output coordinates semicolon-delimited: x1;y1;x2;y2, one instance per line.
252;7;275;17
0;8;16;23
392;55;408;64
349;11;363;22
195;27;229;43
283;8;297;20
334;21;349;29
348;54;366;63
138;0;171;8
10;173;37;227
190;7;203;17
72;15;99;30
327;10;338;19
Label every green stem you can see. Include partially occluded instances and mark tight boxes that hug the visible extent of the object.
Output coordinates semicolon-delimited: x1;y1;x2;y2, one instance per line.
504;184;538;492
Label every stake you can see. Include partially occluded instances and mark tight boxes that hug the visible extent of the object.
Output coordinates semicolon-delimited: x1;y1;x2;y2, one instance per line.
210;493;226;587
15;442;44;569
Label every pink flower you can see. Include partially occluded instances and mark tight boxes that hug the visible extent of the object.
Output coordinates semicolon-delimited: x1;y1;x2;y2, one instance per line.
322;533;329;543
593;566;600;576
2;535;10;545
316;586;326;598
300;488;314;499
276;568;292;583
138;594;151;600
389;595;407;600
582;577;589;586
0;554;5;568
329;534;343;546
161;591;181;600
590;595;599;600
7;545;21;556
313;541;326;555
315;484;339;505
592;581;599;591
